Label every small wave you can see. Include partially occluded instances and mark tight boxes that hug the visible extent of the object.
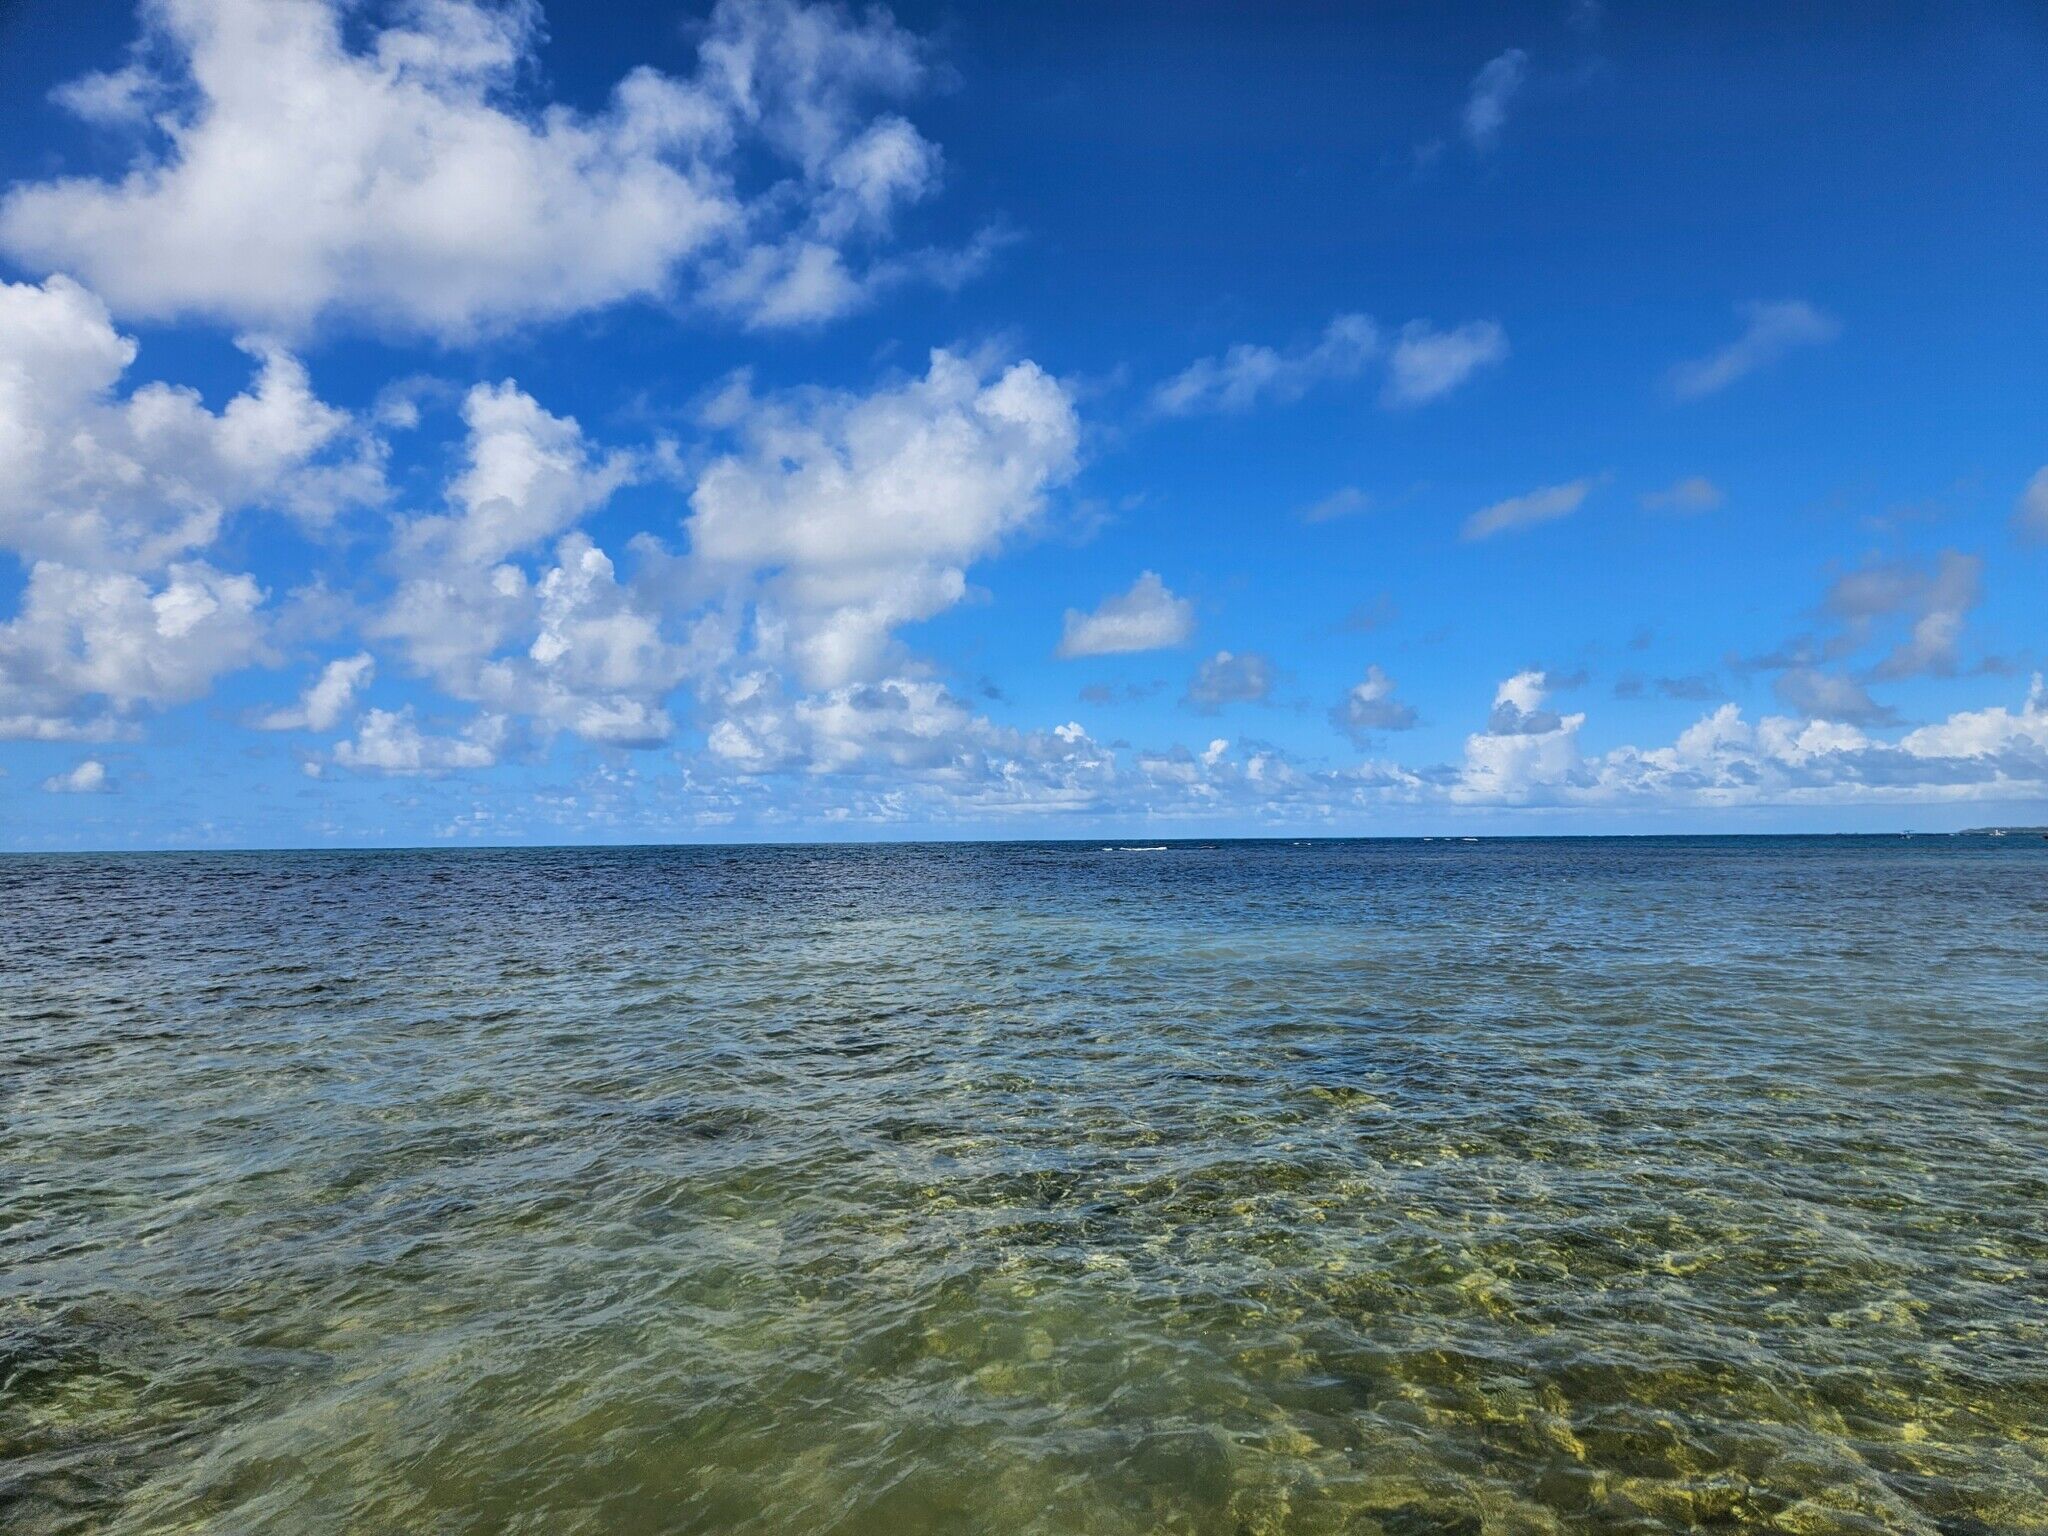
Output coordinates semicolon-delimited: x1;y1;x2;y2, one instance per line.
1103;845;1170;852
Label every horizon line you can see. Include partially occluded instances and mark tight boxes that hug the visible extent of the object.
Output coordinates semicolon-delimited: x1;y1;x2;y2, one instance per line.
6;827;2039;857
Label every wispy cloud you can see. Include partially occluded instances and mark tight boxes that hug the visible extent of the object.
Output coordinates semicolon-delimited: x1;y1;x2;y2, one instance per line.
1640;475;1724;514
1463;49;1529;150
1669;300;1839;400
1655;673;1722;701
1157;311;1507;417
1773;668;1897;726
1337;594;1400;633
1462;477;1597;541
2016;467;2048;543
1300;487;1372;524
1383;320;1509;405
1152;314;1378;415
1833;550;1982;682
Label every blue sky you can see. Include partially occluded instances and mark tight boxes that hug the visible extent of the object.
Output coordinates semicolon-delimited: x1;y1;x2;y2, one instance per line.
1;0;2044;847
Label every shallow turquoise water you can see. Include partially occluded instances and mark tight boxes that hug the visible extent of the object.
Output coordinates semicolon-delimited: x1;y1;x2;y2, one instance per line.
3;838;2045;1533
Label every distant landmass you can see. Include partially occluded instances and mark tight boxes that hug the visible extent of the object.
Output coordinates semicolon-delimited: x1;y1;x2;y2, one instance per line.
1959;826;2048;835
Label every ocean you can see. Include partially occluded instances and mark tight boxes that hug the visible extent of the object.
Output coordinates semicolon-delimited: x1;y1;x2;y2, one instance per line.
3;837;2044;1533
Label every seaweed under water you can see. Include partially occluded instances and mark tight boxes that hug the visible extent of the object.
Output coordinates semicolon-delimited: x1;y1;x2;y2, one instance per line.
3;838;2044;1533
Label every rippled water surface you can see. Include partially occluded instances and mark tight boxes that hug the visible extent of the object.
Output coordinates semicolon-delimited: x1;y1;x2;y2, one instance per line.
4;838;2046;1534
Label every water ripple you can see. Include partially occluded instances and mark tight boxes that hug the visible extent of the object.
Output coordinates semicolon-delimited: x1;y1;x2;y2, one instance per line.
2;838;2044;1533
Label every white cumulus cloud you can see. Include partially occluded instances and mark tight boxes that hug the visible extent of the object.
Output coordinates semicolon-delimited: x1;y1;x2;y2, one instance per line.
0;0;956;338
1057;571;1194;658
42;758;110;794
257;653;374;732
333;706;509;774
689;350;1080;690
375;384;685;745
0;562;269;741
0;275;379;570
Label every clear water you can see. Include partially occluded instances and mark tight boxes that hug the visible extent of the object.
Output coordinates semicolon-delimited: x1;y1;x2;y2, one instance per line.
3;838;2044;1535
